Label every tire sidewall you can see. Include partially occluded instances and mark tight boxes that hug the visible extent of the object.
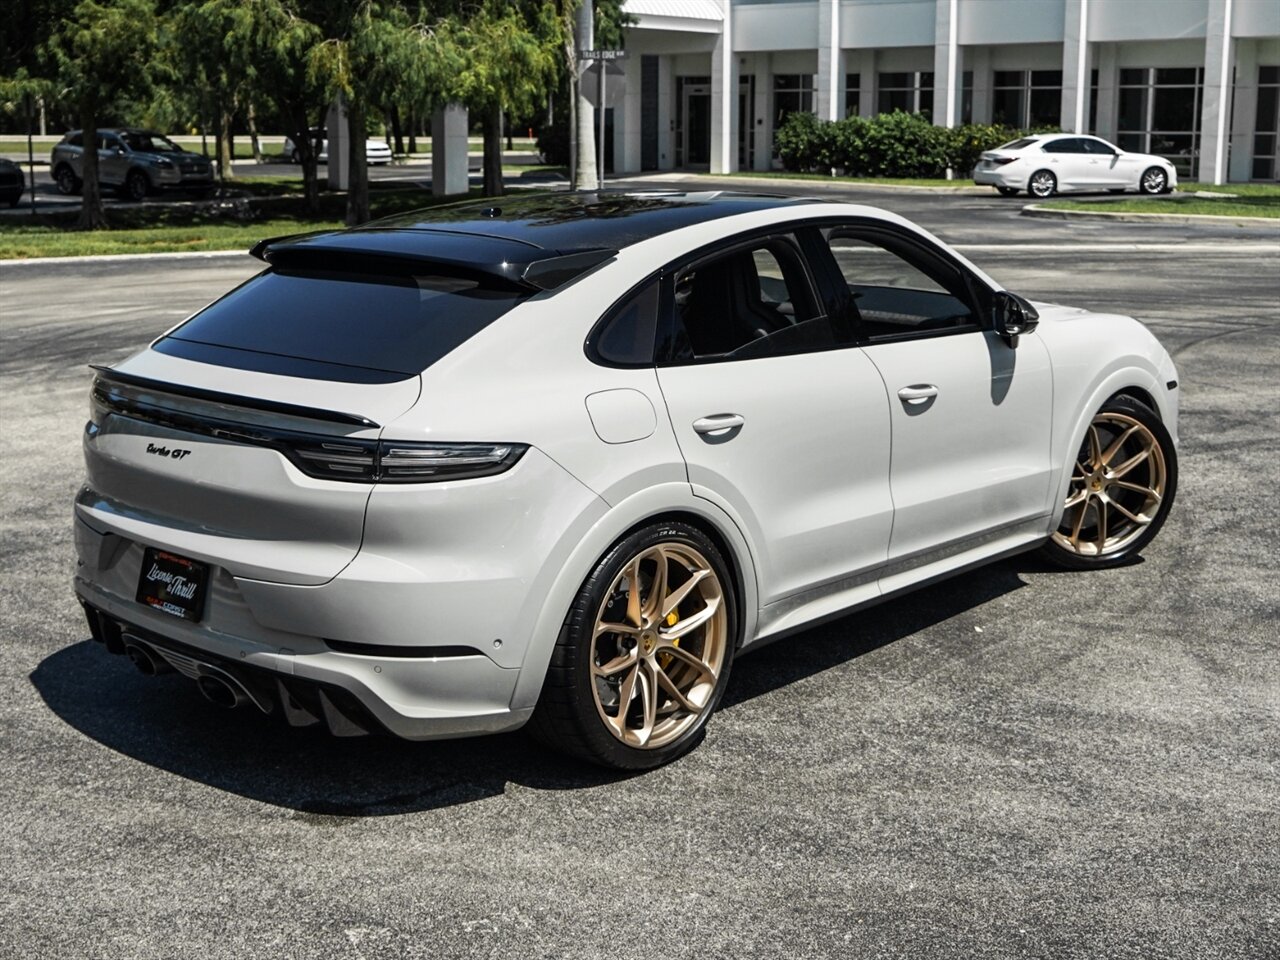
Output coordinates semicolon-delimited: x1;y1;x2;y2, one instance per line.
126;171;149;201
55;166;79;195
566;522;738;770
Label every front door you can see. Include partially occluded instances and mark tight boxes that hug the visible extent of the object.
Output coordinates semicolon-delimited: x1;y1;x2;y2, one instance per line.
656;232;893;608
99;132;128;186
681;82;711;169
811;223;1054;572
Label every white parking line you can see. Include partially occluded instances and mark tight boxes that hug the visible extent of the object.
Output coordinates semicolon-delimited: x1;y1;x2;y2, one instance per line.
953;243;1279;253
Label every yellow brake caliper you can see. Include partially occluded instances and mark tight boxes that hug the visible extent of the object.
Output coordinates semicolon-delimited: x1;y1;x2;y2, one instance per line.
658;610;679;669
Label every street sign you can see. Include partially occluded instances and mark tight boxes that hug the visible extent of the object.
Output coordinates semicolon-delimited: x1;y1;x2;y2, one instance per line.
579;49;627;61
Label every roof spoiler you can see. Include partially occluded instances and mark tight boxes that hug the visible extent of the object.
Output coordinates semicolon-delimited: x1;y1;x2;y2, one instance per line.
249;232;616;292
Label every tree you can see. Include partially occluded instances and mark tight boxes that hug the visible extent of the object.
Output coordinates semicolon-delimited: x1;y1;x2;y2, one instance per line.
43;0;161;229
452;1;560;196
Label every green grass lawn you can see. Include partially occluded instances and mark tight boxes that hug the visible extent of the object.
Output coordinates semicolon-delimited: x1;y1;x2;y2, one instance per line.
1042;188;1280;219
0;186;506;259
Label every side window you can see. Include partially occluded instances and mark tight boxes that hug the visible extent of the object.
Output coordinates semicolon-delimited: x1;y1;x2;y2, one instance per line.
1042;138;1081;154
98;134;120;151
589;279;660;367
666;236;835;363
1082;138;1116;155
822;229;978;340
66;133;83;148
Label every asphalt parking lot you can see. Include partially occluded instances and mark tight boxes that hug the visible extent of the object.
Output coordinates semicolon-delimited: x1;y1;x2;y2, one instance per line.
1;188;1277;959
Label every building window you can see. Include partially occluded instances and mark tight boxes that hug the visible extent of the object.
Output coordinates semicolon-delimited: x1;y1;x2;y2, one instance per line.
878;71;933;120
1253;65;1279;182
961;71;973;124
1118;67;1203;178
845;73;860;117
992;70;1062;128
774;74;815;130
1089;68;1099;133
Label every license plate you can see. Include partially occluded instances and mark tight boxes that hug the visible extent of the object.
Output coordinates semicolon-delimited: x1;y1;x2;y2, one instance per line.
136;547;209;622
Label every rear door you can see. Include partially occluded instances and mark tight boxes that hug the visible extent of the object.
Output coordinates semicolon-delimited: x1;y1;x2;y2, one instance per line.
1040;137;1091;190
655;231;893;608
809;222;1054;575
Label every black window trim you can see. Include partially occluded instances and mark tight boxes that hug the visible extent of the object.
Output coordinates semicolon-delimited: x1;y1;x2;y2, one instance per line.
654;227;835;366
799;215;993;346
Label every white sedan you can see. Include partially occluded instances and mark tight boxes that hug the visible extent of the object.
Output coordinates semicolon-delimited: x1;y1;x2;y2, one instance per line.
974;134;1178;198
283;130;393;165
73;192;1179;769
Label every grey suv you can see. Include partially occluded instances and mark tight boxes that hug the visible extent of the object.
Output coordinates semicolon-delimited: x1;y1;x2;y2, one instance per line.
50;129;214;201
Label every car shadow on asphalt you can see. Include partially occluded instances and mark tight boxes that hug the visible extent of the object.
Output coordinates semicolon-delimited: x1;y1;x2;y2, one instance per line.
31;557;1037;817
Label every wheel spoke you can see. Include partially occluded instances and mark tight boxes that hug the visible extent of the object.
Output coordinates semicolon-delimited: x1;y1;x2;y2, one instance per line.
655;641;718;684
594;620;640;639
1113;479;1160;503
1064;485;1088;509
1107;496;1150;526
1111;445;1151;479
1087;424;1103;468
640;547;667;621
634;662;657;746
607;662;640;737
659;597;720;641
592;650;637;678
1069;497;1089;546
660;568;710;619
1094;499;1108;552
624;557;642;627
1099;424;1142;468
653;660;699;713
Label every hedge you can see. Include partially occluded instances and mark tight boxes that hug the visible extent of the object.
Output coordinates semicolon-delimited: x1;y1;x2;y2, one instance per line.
772;110;1058;179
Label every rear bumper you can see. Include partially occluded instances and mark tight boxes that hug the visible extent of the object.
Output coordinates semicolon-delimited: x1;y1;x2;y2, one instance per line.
972;165;1022;188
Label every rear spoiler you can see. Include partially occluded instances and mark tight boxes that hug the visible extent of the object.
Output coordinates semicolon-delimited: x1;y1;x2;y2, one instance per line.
249;230;616;292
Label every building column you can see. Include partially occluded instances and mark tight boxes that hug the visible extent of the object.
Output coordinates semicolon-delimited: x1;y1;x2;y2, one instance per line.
1200;0;1236;184
817;0;843;120
621;53;642;174
431;103;469;196
932;0;960;127
1061;0;1091;133
710;1;739;173
1093;43;1119;141
1228;38;1259;182
754;53;772;170
968;47;992;123
851;49;877;117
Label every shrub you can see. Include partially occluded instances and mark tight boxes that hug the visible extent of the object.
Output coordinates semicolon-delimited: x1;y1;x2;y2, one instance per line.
773;111;1056;179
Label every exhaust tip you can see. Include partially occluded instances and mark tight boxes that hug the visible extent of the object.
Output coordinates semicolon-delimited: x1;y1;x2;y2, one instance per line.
196;674;246;709
124;641;170;676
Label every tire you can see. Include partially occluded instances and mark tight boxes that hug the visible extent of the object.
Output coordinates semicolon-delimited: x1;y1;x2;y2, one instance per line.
54;165;81;196
996;186;1020;197
1140;166;1169;195
529;521;738;769
7;196;19;208
124;170;150;202
1028;169;1057;199
1039;397;1177;570
290;148;301;164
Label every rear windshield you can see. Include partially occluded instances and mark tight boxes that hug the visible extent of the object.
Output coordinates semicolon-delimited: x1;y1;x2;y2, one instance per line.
157;267;527;382
999;138;1037;150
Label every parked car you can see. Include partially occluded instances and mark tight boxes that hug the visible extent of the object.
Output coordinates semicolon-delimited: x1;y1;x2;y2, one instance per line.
74;192;1179;769
973;134;1179;198
0;157;24;206
50;129;214;201
283;128;393;165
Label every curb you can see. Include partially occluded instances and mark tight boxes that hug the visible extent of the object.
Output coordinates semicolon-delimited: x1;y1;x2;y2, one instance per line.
1020;202;1279;226
619;172;986;194
2;249;254;267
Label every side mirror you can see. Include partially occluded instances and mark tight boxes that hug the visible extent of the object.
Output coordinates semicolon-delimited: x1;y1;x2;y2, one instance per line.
993;291;1040;346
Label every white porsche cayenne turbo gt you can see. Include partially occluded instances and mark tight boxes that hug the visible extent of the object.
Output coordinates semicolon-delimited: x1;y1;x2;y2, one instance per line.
74;192;1179;769
973;133;1179;198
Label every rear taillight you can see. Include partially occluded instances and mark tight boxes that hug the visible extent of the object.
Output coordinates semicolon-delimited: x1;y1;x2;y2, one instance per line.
991;156;1018;166
289;439;526;483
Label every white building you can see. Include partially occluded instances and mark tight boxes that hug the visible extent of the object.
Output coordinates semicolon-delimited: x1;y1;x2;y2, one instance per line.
602;0;1280;183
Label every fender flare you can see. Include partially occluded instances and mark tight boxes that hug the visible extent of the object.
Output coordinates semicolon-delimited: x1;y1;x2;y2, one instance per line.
1049;362;1173;527
509;482;760;712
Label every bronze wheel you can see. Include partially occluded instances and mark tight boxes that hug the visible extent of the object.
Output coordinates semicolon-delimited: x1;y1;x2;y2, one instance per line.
530;521;737;768
1042;398;1177;569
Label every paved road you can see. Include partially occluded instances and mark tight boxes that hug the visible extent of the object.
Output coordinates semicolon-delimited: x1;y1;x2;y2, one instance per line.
1;194;1277;959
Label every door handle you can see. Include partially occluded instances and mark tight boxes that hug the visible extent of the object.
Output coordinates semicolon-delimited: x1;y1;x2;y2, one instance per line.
692;414;745;435
897;384;938;404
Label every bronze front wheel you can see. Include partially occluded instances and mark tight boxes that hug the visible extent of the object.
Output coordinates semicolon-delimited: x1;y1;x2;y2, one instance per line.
1042;398;1177;569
